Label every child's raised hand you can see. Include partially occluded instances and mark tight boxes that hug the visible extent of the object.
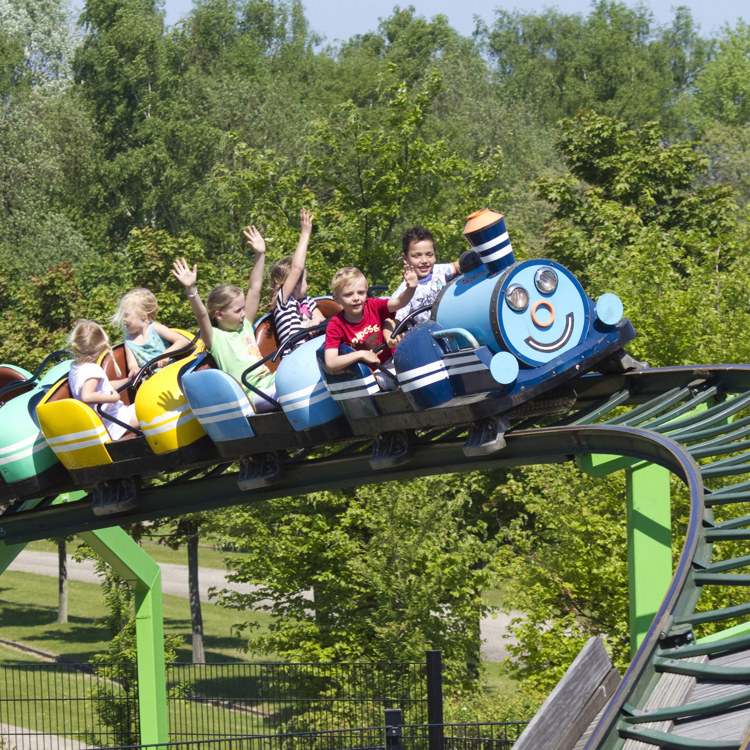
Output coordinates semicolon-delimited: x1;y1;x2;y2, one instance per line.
403;260;419;288
300;208;314;234
172;257;197;289
243;225;266;255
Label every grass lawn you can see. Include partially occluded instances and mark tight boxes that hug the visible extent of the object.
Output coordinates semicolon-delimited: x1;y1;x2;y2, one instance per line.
0;571;273;664
482;660;518;695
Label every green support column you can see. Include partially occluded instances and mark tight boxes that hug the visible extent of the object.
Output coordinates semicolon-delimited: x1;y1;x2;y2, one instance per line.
577;454;672;656
626;462;672;655
80;526;169;747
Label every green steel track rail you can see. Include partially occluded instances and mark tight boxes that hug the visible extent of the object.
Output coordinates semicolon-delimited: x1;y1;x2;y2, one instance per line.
5;364;750;747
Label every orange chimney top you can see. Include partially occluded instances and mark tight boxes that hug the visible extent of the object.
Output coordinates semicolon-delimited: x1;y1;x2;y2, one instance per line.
463;208;504;236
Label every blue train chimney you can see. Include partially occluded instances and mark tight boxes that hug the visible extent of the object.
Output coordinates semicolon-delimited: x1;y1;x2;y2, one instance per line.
463;209;515;275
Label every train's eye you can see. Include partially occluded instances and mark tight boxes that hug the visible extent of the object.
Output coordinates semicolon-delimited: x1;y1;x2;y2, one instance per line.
535;267;558;295
505;285;529;312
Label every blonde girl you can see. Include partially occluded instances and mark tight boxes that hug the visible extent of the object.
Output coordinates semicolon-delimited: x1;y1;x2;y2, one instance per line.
111;288;191;378
67;320;140;440
266;209;325;344
171;225;278;413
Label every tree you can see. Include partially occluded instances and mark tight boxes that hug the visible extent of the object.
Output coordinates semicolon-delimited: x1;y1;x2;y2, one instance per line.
494;466;630;691
53;535;76;624
0;0;81;90
142;513;217;663
213;477;497;692
214;68;506;291
73;0;168;244
698;123;750;207
490;111;750;696
485;2;708;129
692;21;750;133
534;111;750;368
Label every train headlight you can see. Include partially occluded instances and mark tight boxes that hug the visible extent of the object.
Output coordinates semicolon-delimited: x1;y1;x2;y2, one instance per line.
534;267;558;295
505;284;529;312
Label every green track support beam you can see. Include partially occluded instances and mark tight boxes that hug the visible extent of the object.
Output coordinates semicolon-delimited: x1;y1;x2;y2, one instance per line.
0;540;26;574
0;493;83;573
578;454;672;656
80;526;169;747
626;462;671;655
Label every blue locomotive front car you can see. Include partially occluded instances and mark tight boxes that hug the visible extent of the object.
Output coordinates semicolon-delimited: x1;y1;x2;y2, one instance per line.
392;209;635;449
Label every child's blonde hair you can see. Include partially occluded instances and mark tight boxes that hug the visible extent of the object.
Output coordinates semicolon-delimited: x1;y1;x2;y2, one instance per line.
266;257;294;312
206;285;244;326
68;319;122;376
331;267;367;298
111;288;159;328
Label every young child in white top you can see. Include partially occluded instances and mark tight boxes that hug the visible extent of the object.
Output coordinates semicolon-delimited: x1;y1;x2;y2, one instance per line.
67;320;140;440
266;209;325;345
388;227;460;343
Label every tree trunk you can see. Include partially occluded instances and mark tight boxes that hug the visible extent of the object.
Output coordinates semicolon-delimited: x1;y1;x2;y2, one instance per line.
187;535;205;663
57;540;68;624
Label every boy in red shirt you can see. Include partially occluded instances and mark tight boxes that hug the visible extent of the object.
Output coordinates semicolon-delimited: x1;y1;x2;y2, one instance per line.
324;265;418;387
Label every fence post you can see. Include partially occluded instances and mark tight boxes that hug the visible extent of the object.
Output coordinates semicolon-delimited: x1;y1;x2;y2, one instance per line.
385;708;403;750
426;650;444;750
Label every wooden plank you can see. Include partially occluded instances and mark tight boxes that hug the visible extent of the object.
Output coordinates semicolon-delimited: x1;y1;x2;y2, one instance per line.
514;637;612;750
555;668;620;750
572;701;609;750
737;714;750;750
671;647;750;742
672;707;750;742
621;655;707;750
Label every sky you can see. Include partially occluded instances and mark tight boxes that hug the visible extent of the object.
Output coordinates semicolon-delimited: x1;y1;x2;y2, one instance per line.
161;0;747;41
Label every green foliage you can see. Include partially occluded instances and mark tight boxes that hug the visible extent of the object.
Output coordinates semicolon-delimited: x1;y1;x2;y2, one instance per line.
0;28;26;96
0;0;80;90
216;69;506;292
692;21;750;132
698;123;750;207
493;466;630;691
536;111;750;368
486;2;708;128
444;689;544;723
213;476;497;692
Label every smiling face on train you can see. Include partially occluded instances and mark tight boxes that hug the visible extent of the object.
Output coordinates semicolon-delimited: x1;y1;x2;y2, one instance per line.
496;260;590;366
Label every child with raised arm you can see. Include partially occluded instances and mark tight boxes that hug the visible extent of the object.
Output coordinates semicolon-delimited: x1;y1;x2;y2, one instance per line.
171;225;278;413
68;320;140;440
324;264;418;390
112;288;191;377
266;209;325;344
390;226;460;334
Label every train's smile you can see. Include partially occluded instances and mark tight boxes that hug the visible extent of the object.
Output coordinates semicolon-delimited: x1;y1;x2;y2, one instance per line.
525;313;575;353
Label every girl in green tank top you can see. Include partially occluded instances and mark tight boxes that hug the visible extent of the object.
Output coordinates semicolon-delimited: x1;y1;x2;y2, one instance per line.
171;225;279;413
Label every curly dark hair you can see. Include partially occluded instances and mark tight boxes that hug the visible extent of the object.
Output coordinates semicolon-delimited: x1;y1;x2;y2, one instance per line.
401;226;435;255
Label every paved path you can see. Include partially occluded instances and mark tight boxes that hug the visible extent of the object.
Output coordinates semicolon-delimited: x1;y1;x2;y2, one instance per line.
6;550;518;661
0;723;91;750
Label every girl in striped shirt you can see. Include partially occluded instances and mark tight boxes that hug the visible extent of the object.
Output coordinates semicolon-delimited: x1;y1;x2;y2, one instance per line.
266;209;325;346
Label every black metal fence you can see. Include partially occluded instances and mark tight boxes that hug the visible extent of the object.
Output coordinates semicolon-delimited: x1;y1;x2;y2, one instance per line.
0;656;435;748
167;659;431;738
90;720;528;750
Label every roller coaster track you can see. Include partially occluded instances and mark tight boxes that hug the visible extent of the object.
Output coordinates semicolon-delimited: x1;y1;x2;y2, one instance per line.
4;364;750;747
